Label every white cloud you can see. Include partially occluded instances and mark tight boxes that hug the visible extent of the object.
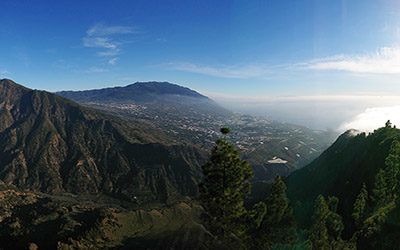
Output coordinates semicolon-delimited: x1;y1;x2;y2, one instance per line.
83;37;118;50
108;58;118;65
339;106;400;132
97;50;120;57
166;62;273;79
307;46;400;74
82;23;136;65
86;23;135;37
85;67;109;74
166;45;400;79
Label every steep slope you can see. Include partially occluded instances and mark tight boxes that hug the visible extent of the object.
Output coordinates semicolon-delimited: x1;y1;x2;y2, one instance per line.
286;126;400;226
0;79;206;203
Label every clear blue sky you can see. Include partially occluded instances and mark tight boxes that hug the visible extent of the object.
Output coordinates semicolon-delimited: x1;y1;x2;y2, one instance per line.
1;0;400;97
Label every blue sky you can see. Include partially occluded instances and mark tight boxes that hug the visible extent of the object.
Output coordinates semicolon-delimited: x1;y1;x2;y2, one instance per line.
1;0;400;99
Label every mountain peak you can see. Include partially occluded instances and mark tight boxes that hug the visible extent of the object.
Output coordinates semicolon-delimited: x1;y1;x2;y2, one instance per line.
343;129;361;137
124;81;207;98
0;78;15;84
0;78;24;87
0;79;30;89
0;79;30;101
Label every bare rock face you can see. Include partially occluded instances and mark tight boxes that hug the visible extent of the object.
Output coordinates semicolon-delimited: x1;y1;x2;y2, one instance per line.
0;79;206;202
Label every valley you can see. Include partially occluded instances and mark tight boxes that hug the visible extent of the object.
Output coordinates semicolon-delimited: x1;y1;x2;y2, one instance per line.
57;82;337;182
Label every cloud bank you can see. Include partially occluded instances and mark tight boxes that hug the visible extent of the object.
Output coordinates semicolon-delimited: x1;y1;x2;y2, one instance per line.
339;106;400;132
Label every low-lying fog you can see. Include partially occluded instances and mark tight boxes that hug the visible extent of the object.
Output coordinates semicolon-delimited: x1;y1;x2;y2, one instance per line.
215;95;400;132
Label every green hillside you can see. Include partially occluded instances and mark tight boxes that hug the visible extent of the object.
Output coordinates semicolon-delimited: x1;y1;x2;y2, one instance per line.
286;125;400;241
287;127;400;226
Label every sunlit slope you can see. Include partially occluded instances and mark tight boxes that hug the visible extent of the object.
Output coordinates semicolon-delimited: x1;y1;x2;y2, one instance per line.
0;79;206;203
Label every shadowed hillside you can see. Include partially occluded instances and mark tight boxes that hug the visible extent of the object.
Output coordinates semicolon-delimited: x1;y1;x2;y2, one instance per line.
287;126;400;228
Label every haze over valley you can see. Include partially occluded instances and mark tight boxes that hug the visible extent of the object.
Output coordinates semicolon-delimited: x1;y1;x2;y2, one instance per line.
215;95;400;131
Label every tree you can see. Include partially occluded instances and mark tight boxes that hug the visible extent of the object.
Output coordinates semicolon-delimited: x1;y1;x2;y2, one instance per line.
325;197;344;242
384;139;400;196
352;183;368;227
354;140;400;247
264;176;296;244
220;127;231;135
249;176;296;248
371;140;400;208
199;130;253;245
309;195;353;249
371;169;392;208
309;195;330;250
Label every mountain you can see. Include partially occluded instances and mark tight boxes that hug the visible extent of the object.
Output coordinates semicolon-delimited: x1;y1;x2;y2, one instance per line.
286;126;400;227
58;81;209;102
57;81;230;122
57;82;336;183
0;79;206;203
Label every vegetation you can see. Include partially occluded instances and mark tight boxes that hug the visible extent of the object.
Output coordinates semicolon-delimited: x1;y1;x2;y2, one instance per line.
199;123;400;249
199;128;253;247
248;176;296;248
352;183;368;227
200;128;297;249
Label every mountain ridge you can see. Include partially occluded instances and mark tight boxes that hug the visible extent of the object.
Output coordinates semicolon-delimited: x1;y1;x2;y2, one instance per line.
0;79;207;202
57;81;210;103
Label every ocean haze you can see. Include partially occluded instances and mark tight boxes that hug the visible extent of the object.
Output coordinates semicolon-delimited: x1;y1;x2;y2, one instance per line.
213;95;400;131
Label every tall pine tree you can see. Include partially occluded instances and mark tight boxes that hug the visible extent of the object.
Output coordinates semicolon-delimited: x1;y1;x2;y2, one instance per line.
249;176;296;248
199;128;253;245
352;183;368;228
310;195;353;249
309;195;330;250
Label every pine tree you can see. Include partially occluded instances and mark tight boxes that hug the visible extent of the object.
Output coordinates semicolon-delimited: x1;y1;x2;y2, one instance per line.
355;140;400;246
250;176;296;248
371;169;390;209
371;140;400;208
384;139;400;196
325;196;344;242
309;195;352;249
199;129;253;244
309;195;330;250
264;176;296;244
352;183;368;227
